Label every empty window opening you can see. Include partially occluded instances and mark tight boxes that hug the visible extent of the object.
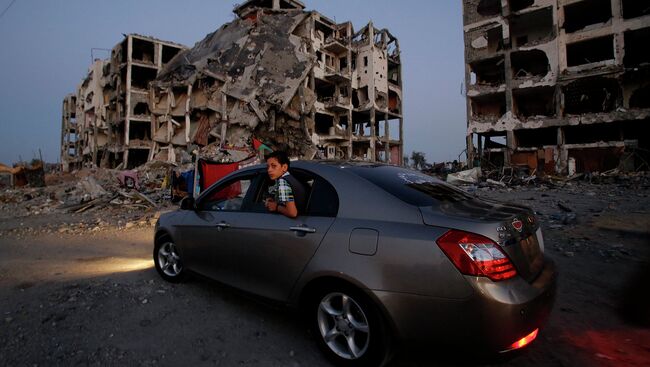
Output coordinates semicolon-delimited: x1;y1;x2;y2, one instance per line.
469;56;506;86
279;0;299;9
563;76;620;114
509;0;534;12
515;127;557;147
513;86;556;118
477;0;501;17
131;65;158;90
622;0;650;19
630;86;650;109
390;118;401;140
315;20;335;41
339;57;348;72
511;49;550;78
376;92;388;110
127;149;149;169
353;86;369;108
363;56;368;67
133;102;150;116
564;123;621;144
129;121;151;141
623;28;650;68
563;0;612;34
388;64;400;85
339;86;349;98
622;119;650;157
339;116;349;133
315;113;334;135
325;55;336;70
485;134;507;148
162;46;182;64
388;91;401;114
470;93;506;119
487;26;504;53
568;147;622;173
510;7;554;47
107;152;124;169
566;35;614;67
131;38;155;64
315;79;336;102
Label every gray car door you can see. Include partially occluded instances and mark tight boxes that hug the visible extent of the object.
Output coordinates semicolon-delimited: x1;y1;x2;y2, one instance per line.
213;170;337;301
178;173;259;280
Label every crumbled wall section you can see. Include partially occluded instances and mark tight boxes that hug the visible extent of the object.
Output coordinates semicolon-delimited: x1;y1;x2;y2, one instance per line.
148;2;403;163
462;0;650;174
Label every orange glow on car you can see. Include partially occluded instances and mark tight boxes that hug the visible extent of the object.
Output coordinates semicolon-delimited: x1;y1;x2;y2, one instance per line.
509;329;539;351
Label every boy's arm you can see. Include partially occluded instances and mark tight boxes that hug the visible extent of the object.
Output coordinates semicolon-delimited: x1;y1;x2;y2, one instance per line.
275;178;298;218
276;201;297;218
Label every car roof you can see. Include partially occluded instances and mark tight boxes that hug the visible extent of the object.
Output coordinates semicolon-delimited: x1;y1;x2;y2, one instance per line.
230;160;423;224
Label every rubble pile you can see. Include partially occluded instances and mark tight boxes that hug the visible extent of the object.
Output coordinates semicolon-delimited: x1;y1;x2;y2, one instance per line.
0;164;176;235
150;9;317;162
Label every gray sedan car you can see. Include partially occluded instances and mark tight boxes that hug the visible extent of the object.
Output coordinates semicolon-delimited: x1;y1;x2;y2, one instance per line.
153;161;557;366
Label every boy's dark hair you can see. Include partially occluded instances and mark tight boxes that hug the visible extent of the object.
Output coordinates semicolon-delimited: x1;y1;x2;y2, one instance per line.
266;151;290;167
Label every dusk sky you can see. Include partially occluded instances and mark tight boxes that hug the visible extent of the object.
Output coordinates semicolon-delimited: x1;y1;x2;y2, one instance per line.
0;0;466;165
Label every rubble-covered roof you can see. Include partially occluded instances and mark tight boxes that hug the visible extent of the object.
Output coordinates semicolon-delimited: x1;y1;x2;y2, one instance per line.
154;10;313;111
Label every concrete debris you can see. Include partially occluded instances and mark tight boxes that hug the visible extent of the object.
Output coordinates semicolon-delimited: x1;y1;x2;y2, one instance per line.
62;1;404;170
0;161;45;188
0;164;175;235
77;177;108;201
446;167;481;185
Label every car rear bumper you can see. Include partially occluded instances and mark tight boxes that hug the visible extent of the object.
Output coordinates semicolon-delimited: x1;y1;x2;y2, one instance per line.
370;257;557;352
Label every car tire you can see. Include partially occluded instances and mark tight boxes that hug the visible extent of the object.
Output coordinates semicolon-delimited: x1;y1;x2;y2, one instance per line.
311;286;393;367
153;237;188;283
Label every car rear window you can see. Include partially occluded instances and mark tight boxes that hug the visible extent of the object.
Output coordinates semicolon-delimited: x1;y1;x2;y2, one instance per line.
347;166;472;206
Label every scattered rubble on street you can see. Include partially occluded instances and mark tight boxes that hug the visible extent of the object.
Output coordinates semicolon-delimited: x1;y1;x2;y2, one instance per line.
1;163;649;366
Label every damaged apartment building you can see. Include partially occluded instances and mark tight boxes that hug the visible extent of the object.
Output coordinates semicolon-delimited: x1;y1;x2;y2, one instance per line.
61;34;186;171
62;0;403;170
463;0;650;174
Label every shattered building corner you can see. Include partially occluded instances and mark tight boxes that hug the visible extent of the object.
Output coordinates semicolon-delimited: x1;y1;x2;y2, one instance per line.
62;0;404;170
463;0;650;175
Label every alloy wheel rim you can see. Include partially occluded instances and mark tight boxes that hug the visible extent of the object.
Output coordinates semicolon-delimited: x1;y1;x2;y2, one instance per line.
317;292;370;360
157;242;182;277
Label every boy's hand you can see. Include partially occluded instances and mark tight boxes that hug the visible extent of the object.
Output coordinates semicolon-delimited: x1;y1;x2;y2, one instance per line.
265;198;278;212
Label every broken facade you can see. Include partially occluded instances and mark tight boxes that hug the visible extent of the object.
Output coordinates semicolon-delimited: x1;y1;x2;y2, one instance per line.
62;35;186;170
463;0;650;174
149;0;403;164
62;0;403;169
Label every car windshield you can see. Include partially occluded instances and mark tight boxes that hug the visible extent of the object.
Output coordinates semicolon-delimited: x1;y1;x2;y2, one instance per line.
347;165;473;206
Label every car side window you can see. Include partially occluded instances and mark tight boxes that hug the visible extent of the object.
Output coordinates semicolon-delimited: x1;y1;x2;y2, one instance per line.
306;177;339;217
198;177;254;212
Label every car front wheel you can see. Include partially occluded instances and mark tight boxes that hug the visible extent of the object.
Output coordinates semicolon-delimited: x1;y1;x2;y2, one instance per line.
313;288;392;366
154;238;187;283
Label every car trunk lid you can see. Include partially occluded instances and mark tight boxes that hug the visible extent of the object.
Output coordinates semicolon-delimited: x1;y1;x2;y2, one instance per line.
420;197;545;283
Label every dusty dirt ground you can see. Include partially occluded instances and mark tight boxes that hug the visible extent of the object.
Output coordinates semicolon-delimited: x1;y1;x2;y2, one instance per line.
1;178;649;366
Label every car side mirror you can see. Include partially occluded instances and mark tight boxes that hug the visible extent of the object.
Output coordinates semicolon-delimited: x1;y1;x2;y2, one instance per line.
180;197;196;210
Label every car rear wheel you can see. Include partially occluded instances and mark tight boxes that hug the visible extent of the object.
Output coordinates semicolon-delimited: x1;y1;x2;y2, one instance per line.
312;287;392;366
154;238;187;283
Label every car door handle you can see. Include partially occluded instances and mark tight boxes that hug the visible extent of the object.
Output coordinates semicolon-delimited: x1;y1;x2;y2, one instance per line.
290;226;316;234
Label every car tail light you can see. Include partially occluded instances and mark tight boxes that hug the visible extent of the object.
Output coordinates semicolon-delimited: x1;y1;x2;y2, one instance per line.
436;229;517;281
506;328;539;351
